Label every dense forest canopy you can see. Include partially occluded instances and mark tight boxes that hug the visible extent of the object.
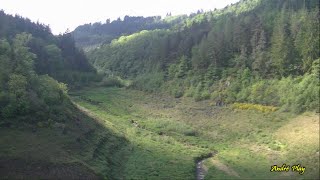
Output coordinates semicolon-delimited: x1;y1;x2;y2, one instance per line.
0;10;99;87
85;0;319;113
72;14;194;50
0;11;100;124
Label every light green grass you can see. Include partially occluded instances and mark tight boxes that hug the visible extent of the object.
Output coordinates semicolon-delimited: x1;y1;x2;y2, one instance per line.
70;87;319;179
1;86;318;179
70;87;208;179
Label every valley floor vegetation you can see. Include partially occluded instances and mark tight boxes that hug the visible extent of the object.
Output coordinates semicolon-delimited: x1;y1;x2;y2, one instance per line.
1;85;318;179
69;87;319;179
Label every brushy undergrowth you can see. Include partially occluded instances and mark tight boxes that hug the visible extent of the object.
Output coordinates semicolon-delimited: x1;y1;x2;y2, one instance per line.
233;103;277;112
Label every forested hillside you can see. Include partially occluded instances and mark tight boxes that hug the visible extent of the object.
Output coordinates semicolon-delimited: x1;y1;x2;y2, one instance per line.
0;11;113;179
86;0;319;113
0;11;101;127
72;14;197;50
0;11;99;87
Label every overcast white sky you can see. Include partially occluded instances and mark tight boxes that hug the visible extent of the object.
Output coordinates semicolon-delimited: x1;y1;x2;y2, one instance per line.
0;0;239;35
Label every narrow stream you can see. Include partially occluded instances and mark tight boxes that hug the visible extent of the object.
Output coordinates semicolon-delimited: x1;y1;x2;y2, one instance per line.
196;151;217;180
196;160;206;180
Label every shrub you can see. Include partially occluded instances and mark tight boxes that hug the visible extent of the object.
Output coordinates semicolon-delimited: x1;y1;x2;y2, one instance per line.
194;92;202;102
172;89;184;98
185;86;196;97
233;103;277;112
131;73;164;92
183;129;197;136
201;91;210;100
37;75;68;105
101;77;124;87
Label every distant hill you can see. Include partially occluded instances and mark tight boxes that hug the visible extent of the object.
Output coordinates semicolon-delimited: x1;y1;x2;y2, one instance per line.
72;15;194;50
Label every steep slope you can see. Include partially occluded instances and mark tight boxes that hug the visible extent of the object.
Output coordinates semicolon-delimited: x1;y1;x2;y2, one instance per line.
0;96;132;179
0;12;127;179
84;0;319;113
0;10;102;124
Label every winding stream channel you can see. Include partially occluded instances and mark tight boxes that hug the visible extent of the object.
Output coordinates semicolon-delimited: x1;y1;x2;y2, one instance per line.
196;151;217;180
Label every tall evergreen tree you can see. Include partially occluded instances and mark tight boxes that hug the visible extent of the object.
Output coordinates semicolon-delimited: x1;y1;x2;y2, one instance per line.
252;29;268;76
176;55;190;78
293;10;319;73
270;9;297;76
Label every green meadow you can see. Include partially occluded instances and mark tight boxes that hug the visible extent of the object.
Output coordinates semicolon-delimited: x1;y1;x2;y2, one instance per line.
69;86;319;179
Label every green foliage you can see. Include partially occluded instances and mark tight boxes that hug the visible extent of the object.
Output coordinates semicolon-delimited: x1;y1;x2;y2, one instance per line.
172;89;184;98
12;33;36;77
167;64;178;80
171;84;184;98
270;11;298;76
0;33;78;124
70;87;319;179
205;64;220;86
100;76;125;87
228;73;319;113
73;15;174;49
0;12;98;87
36;75;68;105
1;1;319;178
292;10;319;73
311;59;320;79
0;39;12;87
84;0;319;112
89;29;173;78
175;55;190;78
233;103;277;112
3;74;29;117
193;81;210;101
131;73;164;92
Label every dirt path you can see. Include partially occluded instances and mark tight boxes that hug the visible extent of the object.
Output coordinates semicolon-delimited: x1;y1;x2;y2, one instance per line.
196;151;241;180
211;159;240;178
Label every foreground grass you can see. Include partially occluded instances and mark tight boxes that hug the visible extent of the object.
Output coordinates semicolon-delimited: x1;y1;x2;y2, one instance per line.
0;99;129;179
71;87;319;179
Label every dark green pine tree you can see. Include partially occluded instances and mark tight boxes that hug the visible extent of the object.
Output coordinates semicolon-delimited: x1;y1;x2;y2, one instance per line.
270;8;298;77
204;64;220;86
293;10;319;73
251;29;269;77
176;55;190;78
0;39;12;88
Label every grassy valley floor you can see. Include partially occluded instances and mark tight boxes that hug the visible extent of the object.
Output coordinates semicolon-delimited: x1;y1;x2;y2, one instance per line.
70;87;319;179
0;86;318;179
